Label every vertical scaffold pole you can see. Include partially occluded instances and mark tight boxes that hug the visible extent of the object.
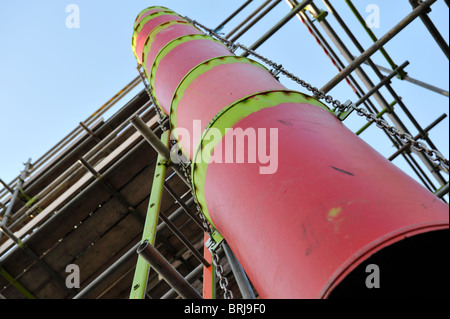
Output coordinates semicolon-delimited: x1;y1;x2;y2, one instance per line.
129;130;170;299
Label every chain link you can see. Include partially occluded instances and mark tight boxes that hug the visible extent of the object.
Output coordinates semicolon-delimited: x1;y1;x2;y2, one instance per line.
179;155;233;299
185;17;449;171
136;64;168;132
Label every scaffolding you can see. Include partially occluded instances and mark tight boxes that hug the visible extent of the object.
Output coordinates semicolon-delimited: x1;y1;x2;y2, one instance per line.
0;0;448;299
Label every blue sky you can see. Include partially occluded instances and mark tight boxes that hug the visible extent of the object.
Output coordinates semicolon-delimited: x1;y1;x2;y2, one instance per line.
0;1;448;191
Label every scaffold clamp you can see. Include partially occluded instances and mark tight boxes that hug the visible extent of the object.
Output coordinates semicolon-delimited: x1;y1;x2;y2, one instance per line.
205;230;224;253
335;100;355;121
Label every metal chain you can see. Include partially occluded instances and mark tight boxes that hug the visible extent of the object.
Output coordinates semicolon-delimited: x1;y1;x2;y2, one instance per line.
213;252;234;299
179;154;233;299
185;17;449;171
136;64;168;132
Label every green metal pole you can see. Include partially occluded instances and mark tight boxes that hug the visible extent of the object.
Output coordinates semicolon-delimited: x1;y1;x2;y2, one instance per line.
129;130;170;299
0;266;35;299
344;0;407;79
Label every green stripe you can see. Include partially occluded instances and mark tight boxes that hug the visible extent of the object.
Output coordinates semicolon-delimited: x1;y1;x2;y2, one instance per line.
134;6;171;25
148;34;227;115
191;90;331;227
131;10;181;59
169;55;269;156
141;20;195;68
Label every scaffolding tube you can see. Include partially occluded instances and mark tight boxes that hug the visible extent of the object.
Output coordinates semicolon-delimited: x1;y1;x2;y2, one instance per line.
306;0;446;185
136;240;202;299
320;0;438;93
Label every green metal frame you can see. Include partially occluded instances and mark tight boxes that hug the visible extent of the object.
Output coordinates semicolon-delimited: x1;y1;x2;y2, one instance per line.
129;130;170;299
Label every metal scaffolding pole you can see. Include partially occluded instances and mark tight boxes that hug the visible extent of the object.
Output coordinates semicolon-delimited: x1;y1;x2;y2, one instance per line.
409;0;449;59
0;224;75;296
74;196;195;299
131;115;189;186
130;123;208;270
0;135;157;268
74;242;139;299
314;0;446;185
163;183;204;230
357;58;449;98
0;159;31;240
7;101;153;233
0;266;35;299
320;0;438;93
435;183;449;198
403;152;437;191
225;0;273;39
136;240;202;299
301;1;404;116
222;242;255;299
29;76;141;176
129;130;170;299
158;211;210;267
241;0;313;56
353;61;410;107
79;121;101;143
389;114;448;162
214;0;254;32
291;6;384;120
0;179;14;195
161;263;203;299
78;158;145;224
344;0;407;79
229;0;282;42
295;1;408;143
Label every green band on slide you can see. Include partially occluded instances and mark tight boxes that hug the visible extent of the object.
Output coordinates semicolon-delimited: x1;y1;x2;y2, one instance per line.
169;55;269;156
191;90;331;227
141;20;200;68
148;34;227;115
131;10;181;59
134;6;171;25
